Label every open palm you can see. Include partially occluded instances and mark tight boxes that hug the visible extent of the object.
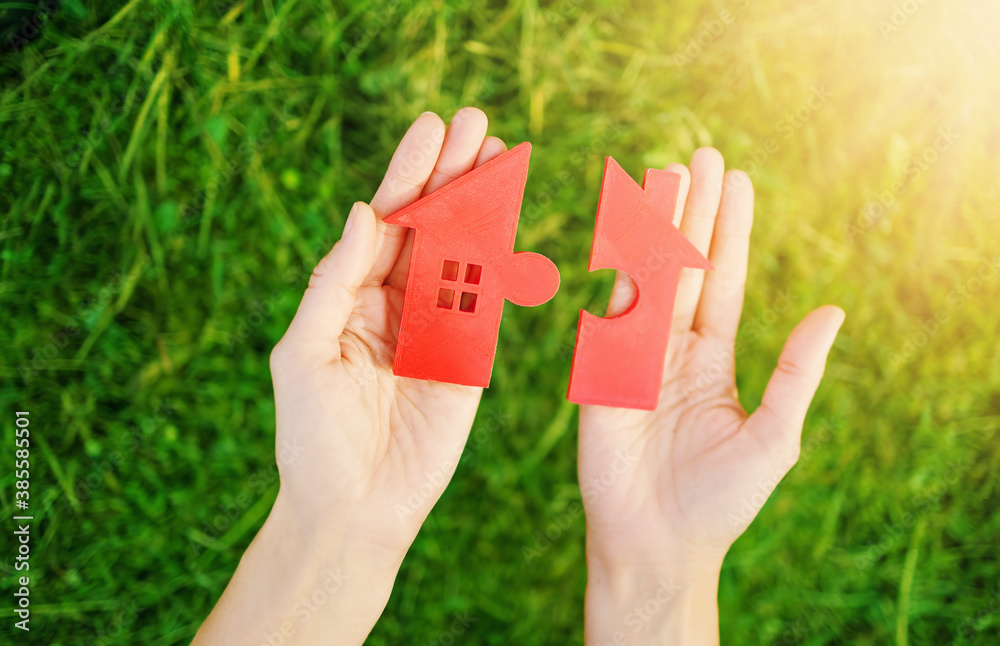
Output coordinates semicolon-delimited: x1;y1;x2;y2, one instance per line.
269;109;509;550
578;148;844;568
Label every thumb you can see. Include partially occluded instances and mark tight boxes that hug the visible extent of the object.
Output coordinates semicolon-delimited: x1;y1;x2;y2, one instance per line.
279;201;378;361
745;305;844;457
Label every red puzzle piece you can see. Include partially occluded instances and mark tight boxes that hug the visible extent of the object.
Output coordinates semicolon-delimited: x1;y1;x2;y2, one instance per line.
567;157;714;410
384;142;560;387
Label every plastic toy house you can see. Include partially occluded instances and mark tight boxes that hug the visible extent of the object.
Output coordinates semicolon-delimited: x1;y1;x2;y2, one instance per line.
567;157;713;410
383;142;560;387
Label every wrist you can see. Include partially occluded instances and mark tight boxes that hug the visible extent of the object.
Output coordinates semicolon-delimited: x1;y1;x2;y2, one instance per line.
268;491;409;572
584;553;722;646
196;494;407;646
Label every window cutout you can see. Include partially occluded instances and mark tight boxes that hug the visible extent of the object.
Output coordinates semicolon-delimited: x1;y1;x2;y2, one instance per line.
464;263;482;285
459;292;478;313
437;288;455;309
441;260;459;281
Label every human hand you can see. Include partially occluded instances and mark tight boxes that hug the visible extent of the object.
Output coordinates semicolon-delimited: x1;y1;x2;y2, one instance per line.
268;107;511;551
195;108;509;646
578;148;844;644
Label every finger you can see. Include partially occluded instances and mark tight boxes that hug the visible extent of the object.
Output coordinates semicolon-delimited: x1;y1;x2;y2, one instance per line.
383;136;508;291
474;135;507;168
366;112;446;286
421;106;489;195
693;169;754;342
277;202;378;362
664;162;691;227
384;108;490;289
673;147;725;332
604;163;689;317
745;305;845;454
605;271;638;317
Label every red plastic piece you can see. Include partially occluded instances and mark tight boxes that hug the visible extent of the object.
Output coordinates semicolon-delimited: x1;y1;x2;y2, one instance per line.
567;157;714;410
384;142;560;387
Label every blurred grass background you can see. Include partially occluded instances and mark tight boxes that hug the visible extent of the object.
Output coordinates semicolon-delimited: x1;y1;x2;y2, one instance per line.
1;0;999;643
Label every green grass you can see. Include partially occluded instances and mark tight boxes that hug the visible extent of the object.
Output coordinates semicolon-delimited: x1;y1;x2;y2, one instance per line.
2;0;999;643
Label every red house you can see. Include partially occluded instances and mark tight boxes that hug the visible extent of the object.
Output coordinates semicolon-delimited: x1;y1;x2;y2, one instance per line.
568;157;714;410
383;142;560;387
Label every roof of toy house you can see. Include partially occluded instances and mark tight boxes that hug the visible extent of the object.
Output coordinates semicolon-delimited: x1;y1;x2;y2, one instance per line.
594;156;714;271
382;142;532;255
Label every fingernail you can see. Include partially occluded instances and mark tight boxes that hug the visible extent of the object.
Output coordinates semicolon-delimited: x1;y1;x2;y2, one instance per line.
343;202;360;238
831;306;846;332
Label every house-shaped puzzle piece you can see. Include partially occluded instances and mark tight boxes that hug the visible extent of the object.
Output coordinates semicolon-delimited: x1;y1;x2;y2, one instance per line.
384;142;560;387
567;156;714;410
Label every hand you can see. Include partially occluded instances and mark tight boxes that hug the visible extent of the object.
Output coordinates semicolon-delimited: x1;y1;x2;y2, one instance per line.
269;107;508;553
195;108;509;646
578;148;844;644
